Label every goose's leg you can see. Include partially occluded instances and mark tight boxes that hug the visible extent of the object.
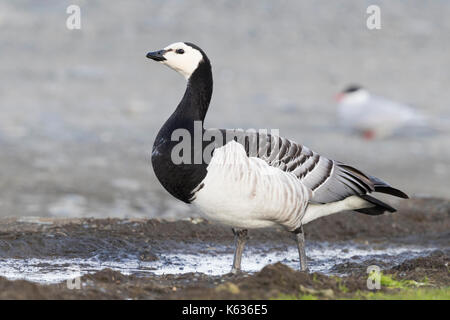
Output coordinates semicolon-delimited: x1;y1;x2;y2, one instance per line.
294;225;308;272
231;228;248;274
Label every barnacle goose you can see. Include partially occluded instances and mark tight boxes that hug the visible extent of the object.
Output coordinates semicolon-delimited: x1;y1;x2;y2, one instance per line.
146;42;408;272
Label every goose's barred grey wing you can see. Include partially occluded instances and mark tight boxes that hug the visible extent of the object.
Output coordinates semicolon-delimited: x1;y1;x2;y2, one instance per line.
208;129;407;206
258;135;376;203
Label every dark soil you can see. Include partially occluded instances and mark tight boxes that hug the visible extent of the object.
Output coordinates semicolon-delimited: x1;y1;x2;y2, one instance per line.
0;197;448;299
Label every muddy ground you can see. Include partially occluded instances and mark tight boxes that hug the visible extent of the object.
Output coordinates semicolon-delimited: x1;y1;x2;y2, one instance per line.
0;197;448;299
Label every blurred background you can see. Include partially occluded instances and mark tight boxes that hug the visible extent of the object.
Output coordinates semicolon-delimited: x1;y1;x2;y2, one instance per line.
0;0;449;219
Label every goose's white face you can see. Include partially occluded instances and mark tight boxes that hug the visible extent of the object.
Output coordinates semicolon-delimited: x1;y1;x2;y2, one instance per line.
147;42;203;80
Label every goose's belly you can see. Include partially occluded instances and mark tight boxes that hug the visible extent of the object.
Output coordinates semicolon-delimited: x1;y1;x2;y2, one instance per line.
190;141;310;230
192;188;279;229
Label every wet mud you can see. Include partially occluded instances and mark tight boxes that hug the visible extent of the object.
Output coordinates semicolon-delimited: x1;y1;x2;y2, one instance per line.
0;197;448;299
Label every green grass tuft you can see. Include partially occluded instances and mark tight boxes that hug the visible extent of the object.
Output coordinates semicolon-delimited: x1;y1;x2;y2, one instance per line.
273;293;318;300
380;274;424;289
362;287;450;300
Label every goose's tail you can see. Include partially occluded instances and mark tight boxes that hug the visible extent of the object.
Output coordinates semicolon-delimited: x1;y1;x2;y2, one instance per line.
355;175;408;216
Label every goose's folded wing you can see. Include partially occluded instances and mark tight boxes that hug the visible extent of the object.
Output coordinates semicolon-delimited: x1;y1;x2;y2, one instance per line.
207;129;406;204
256;135;375;203
208;130;372;203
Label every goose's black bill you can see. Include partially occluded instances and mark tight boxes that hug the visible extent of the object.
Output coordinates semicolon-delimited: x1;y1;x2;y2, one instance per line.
146;50;167;61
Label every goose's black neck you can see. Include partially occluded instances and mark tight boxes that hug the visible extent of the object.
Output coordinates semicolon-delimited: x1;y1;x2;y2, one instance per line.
151;53;213;204
170;59;213;126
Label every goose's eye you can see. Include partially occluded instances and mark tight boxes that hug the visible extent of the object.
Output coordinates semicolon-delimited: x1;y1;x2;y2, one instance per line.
176;49;185;54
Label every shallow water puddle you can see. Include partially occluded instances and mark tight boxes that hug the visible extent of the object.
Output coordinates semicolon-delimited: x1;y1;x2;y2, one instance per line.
0;242;436;284
153;243;435;276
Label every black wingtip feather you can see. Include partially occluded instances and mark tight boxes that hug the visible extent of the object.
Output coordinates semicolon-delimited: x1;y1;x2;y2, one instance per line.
368;175;409;199
356;194;397;216
374;186;409;199
356;207;395;216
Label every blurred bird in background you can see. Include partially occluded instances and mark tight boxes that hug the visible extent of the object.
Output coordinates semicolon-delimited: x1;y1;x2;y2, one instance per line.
335;85;434;140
